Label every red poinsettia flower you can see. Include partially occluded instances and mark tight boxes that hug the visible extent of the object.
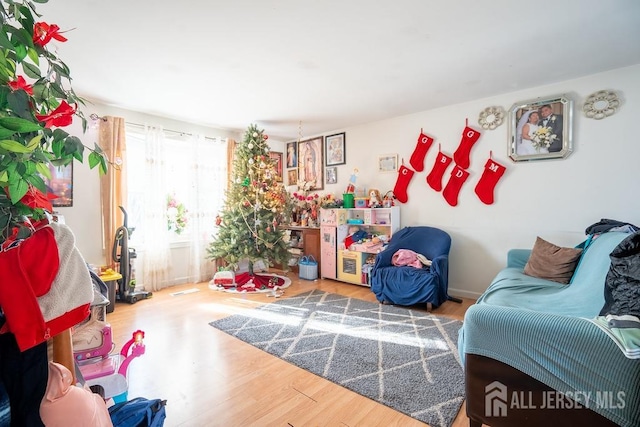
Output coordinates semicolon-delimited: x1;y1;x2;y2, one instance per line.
8;76;33;95
3;185;56;213
35;101;75;128
33;22;68;47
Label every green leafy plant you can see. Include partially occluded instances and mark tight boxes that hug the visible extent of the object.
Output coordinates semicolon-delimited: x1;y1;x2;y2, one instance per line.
0;0;107;246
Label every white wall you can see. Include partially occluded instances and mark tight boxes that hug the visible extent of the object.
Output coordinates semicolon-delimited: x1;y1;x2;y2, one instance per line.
58;65;639;297
321;64;640;298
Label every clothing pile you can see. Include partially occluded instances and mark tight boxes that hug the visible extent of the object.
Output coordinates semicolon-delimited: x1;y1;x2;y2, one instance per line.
587;220;640;359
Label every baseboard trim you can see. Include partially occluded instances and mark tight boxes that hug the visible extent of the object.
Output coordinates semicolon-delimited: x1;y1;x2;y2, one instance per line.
448;287;482;300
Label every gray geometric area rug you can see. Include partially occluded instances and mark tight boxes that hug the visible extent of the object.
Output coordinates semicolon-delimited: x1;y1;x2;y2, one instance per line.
209;290;465;427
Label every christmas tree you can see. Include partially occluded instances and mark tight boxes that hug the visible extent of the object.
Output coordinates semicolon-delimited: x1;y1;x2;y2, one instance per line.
207;124;291;275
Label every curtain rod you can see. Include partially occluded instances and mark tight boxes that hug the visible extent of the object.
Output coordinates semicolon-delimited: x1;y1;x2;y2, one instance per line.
124;121;224;143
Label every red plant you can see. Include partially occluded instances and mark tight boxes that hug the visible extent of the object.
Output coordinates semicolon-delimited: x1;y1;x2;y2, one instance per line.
35;100;76;128
32;22;67;47
8;76;33;95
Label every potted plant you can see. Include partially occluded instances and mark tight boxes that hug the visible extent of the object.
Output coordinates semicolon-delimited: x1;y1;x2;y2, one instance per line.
0;0;107;248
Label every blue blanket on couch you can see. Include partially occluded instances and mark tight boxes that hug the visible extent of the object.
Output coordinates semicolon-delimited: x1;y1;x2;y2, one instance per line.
459;231;640;426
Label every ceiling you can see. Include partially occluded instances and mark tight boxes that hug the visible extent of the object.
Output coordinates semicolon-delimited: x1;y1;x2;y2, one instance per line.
38;0;640;140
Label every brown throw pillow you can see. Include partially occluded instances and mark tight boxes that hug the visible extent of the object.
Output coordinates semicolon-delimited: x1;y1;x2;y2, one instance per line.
523;236;583;284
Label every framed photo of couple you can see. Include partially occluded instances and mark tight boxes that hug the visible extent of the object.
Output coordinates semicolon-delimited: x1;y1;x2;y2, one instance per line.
508;95;573;162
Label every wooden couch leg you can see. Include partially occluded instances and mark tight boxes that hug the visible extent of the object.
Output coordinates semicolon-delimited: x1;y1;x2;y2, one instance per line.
426;302;433;312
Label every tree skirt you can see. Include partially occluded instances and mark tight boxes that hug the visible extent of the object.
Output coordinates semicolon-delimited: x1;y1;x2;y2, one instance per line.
208;272;291;293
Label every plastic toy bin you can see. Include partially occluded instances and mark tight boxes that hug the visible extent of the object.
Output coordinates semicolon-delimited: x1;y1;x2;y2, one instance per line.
299;255;318;281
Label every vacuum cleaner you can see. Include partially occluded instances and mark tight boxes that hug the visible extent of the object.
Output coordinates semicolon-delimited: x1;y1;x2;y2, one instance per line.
113;206;152;304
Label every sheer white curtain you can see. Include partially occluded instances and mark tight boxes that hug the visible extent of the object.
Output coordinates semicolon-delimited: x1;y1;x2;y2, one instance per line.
187;134;227;283
141;126;172;291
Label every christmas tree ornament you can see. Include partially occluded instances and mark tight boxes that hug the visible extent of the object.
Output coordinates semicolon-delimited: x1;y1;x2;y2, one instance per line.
392;163;415;204
248;143;254;149
252;132;258;137
248;158;254;165
409;128;434;172
426;145;453;192
474;153;507;205
264;134;269;140
453;119;482;169
443;165;470;207
242;177;250;186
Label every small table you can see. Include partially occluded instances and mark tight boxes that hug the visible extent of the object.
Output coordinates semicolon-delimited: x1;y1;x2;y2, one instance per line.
99;271;122;313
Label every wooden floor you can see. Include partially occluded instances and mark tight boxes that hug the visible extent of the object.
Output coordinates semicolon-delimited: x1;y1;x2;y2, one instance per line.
105;274;476;426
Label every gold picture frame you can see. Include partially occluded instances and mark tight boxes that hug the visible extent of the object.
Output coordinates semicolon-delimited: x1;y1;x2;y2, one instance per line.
268;151;283;181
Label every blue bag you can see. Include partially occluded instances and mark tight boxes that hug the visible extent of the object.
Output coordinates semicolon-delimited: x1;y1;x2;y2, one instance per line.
109;397;167;427
299;255;318;280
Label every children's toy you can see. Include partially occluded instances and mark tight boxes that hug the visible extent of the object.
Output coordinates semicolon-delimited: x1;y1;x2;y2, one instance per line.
345;168;358;194
73;272;146;404
210;270;235;288
382;191;396;207
344;226;368;249
368;188;382;208
78;330;146;404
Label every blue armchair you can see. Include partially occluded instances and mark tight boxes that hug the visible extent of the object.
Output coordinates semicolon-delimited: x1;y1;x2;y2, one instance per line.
370;226;453;308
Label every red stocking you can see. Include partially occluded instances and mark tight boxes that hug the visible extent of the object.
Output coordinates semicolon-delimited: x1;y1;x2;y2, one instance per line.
409;129;434;172
393;164;414;204
474;155;507;205
443;165;470;207
453;123;481;169
426;146;452;192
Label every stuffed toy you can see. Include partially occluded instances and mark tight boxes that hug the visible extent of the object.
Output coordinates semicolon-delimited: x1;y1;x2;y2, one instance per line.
368;189;382;208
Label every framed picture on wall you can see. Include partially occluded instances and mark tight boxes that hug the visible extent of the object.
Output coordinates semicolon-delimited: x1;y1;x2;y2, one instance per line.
326;166;337;184
298;136;324;190
45;163;73;207
325;132;346;166
377;153;398;173
285;141;297;169
287;168;298;186
508;95;573;162
268;151;283;181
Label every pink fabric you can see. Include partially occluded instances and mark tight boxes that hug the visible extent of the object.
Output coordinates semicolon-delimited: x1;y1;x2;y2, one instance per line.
40;362;113;426
392;249;423;268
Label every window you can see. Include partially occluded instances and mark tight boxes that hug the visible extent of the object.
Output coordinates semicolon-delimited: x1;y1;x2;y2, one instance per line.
125;127;227;246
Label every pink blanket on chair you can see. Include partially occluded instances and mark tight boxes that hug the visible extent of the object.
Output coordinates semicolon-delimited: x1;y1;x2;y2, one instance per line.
391;249;431;268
